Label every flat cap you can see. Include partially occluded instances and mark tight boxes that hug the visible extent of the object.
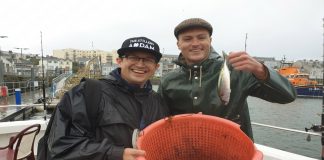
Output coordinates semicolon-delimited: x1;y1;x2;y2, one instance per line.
174;18;213;38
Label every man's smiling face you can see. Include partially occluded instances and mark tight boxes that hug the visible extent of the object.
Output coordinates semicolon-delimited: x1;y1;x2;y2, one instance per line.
117;51;159;87
177;28;212;65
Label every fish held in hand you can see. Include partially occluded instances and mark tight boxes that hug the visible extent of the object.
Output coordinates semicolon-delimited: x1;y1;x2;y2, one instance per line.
217;51;231;105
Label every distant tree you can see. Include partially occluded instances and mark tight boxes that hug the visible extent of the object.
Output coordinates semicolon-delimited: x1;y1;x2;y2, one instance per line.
30;57;40;66
72;62;79;73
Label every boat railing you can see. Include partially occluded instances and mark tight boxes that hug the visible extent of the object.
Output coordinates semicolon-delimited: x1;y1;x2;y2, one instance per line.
51;73;73;98
0;103;57;122
52;73;71;84
0;103;320;138
0;81;47;96
0;103;321;159
251;122;321;137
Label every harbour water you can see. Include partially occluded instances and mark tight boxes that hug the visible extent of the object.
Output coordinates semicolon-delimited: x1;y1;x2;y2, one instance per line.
2;87;322;159
249;97;321;159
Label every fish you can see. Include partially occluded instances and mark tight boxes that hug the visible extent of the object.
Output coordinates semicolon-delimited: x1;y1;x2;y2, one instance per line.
132;128;140;149
217;51;231;105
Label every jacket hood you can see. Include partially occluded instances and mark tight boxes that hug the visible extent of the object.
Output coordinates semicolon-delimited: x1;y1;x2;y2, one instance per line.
174;47;221;68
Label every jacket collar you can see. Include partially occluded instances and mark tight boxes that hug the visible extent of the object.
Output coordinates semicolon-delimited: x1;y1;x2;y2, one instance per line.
173;47;222;87
108;68;153;93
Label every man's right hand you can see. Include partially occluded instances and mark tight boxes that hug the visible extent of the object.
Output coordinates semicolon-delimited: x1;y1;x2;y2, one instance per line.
123;148;146;160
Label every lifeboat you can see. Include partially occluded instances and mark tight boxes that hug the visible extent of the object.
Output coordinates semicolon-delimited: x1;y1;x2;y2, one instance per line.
278;61;322;98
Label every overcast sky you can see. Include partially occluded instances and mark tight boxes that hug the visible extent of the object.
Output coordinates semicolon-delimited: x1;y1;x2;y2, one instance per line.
0;0;323;61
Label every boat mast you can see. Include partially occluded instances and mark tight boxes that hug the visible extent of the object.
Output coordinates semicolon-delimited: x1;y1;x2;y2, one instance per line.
322;18;324;160
244;33;248;52
40;31;47;121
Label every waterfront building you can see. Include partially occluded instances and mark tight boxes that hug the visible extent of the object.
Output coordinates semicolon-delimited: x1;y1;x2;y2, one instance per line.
295;59;323;80
159;54;178;76
309;67;323;81
253;57;279;69
154;62;163;77
14;61;33;76
0;56;14;74
36;56;73;77
101;63;118;76
52;48;118;64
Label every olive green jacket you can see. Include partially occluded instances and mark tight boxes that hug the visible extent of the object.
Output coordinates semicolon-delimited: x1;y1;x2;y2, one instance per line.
158;48;296;140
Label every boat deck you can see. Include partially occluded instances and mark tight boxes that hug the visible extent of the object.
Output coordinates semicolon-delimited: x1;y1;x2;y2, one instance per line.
0;119;318;160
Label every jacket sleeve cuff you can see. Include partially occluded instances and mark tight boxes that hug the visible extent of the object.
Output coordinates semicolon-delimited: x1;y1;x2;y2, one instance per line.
107;146;124;160
254;64;270;82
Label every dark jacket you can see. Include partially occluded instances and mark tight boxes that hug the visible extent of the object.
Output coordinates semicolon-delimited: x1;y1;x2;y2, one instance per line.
48;68;169;160
158;48;296;140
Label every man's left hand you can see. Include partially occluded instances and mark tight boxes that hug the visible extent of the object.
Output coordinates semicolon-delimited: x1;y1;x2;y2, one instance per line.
227;51;267;80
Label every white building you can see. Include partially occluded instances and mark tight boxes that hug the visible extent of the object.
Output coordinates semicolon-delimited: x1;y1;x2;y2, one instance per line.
309;67;323;80
14;62;33;76
37;56;73;76
101;63;119;76
254;57;279;69
0;56;14;74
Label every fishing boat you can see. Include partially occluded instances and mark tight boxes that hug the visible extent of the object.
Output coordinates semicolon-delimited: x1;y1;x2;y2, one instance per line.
277;60;323;98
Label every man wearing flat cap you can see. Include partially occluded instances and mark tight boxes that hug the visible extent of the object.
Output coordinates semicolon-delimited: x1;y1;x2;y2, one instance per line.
47;37;168;160
158;18;296;140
